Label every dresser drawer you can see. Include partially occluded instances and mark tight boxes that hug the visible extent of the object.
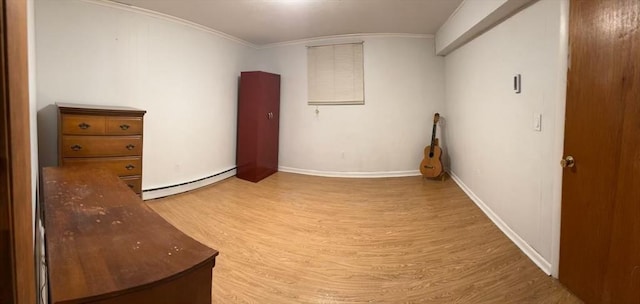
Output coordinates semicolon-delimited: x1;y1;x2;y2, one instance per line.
107;117;143;135
61;115;106;135
62;157;142;176
61;136;142;157
120;175;142;194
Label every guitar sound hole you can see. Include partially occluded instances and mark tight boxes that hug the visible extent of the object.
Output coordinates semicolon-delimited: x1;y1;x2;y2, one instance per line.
429;152;434;158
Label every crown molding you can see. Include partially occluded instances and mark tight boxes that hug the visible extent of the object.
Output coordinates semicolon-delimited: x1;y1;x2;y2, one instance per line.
79;1;435;49
82;0;257;48
259;33;435;49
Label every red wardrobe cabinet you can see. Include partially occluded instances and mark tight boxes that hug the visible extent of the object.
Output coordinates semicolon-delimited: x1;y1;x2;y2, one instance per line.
236;71;281;182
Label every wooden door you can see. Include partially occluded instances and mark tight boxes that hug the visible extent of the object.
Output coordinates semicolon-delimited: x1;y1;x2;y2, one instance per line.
253;72;279;181
559;0;640;303
262;73;280;175
0;0;36;302
254;73;269;178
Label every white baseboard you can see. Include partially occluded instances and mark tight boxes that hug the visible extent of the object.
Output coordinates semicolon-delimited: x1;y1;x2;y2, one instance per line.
449;171;552;275
278;166;421;178
142;168;236;200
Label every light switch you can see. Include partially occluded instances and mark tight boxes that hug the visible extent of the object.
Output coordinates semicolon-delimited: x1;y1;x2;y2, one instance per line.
533;113;542;131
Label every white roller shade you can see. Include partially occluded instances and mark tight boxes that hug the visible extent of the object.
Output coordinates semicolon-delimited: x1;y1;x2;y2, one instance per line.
308;43;364;105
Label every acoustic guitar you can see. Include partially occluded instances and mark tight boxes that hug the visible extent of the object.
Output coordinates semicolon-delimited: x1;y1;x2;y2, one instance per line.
420;113;443;178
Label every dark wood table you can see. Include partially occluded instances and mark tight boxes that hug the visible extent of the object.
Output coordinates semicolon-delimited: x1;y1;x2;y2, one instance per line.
42;167;218;304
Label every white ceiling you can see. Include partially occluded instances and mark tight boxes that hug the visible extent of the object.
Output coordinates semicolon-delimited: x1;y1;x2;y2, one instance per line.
112;0;463;46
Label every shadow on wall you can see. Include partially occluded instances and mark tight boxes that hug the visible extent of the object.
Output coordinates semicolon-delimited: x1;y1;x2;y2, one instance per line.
37;104;58;170
439;115;451;171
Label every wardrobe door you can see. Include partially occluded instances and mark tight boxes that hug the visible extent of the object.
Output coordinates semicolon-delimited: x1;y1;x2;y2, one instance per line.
237;72;259;181
260;73;280;178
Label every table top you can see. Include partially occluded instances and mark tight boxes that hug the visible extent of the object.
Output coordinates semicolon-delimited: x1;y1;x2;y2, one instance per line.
57;102;147;116
43;166;218;303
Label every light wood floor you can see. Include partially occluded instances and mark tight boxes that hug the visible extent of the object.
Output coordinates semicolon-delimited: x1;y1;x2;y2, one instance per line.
147;172;581;303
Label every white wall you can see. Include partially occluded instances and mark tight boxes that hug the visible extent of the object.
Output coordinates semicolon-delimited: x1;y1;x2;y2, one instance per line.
436;0;506;54
435;0;535;55
255;36;445;177
28;0;37;236
27;0;44;301
35;0;255;193
443;0;567;274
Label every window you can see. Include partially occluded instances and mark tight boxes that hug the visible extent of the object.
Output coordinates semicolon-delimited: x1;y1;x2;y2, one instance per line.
307;43;364;105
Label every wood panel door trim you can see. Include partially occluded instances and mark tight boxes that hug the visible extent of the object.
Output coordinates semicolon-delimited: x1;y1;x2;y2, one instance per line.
549;0;570;279
0;0;36;303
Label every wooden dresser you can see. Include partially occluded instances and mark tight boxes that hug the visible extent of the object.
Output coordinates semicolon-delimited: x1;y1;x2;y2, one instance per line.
58;103;146;196
42;167;218;304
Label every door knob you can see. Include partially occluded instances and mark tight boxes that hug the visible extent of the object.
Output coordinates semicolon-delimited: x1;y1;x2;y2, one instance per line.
560;155;575;168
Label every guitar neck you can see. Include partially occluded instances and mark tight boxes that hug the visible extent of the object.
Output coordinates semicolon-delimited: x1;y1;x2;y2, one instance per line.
429;122;437;153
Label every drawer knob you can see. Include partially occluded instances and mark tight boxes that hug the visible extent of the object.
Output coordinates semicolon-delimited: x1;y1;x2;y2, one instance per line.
78;122;90;129
125;164;135;170
70;144;82;151
125;144;135;150
120;124;130;130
